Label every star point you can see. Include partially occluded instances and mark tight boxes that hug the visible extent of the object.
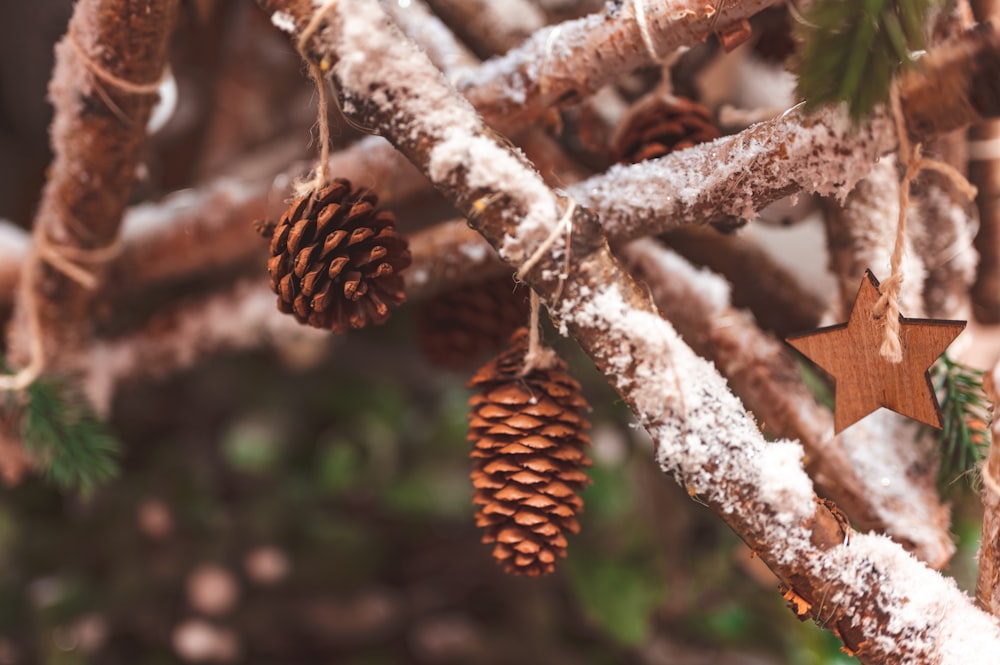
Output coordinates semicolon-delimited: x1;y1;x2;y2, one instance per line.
786;271;965;433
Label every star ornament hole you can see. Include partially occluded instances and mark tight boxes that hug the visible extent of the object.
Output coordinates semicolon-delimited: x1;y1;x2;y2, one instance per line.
785;270;965;434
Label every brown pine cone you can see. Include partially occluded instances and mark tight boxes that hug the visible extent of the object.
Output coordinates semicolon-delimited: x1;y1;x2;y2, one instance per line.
467;329;591;576
611;95;721;164
263;179;411;333
417;277;530;371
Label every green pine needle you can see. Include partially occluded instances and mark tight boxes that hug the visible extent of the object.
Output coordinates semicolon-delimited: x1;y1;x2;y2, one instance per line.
16;375;121;494
796;0;932;120
929;354;990;490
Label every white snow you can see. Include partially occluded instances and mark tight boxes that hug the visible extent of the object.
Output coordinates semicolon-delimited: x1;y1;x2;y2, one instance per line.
270;11;297;34
573;106;897;240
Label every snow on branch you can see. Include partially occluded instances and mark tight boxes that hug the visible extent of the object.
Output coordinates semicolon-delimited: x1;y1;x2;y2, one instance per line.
623;239;954;568
256;0;1000;661
80;279;329;413
979;361;1000;615
455;0;778;132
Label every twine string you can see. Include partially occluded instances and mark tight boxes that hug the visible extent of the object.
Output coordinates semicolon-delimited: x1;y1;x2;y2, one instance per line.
519;290;557;376
873;84;978;363
293;0;380;200
67;30;166;96
293;1;340;199
631;0;661;62
516;196;577;376
0;226;121;392
67;30;168;126
515;196;576;282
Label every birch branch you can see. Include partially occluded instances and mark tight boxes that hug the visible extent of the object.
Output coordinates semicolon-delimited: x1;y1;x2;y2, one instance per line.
623;240;954;567
455;0;778;132
423;0;546;56
258;2;1000;661
379;0;479;74
978;360;1000;614
968;0;1000;323
80;279;329;413
912;163;978;320
6;0;179;372
661;226;827;337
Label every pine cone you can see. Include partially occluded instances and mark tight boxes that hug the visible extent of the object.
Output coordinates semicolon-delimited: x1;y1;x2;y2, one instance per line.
417;277;530;371
467;329;591;576
611;95;721;164
263;179;411;333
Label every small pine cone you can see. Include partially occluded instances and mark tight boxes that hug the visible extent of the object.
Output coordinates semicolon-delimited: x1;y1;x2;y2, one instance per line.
468;329;591;576
417;277;530;371
611;95;721;164
264;179;411;333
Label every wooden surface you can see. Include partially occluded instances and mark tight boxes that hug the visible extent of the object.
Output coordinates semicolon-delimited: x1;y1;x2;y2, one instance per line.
787;271;965;433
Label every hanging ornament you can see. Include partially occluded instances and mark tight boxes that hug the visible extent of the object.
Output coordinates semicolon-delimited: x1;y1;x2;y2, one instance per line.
786;270;965;433
467;328;591;576
258;179;411;333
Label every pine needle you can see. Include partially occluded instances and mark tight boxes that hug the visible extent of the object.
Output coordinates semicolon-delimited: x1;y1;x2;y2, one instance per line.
796;0;931;120
928;354;990;490
14;372;121;494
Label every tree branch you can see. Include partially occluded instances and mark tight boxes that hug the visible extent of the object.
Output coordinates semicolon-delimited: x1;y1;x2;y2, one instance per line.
256;1;1000;660
623;239;955;568
6;0;179;373
79;279;328;413
978;359;1000;614
454;0;778;132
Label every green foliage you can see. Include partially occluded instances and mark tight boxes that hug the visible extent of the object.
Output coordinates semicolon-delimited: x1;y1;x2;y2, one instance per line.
796;0;933;119
11;372;120;494
929;354;990;489
567;551;663;646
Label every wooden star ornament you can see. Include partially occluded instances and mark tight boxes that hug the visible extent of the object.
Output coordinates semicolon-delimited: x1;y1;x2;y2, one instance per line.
786;271;965;433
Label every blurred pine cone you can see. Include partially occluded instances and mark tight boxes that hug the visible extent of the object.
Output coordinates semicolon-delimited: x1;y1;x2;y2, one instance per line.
468;329;591;576
417;277;530;371
262;179;411;333
611;95;721;164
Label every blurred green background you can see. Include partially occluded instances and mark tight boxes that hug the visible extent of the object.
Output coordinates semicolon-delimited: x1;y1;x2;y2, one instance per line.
4;308;978;664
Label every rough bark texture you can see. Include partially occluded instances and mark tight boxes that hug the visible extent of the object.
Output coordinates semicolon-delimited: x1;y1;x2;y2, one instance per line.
256;1;1000;661
455;0;779;132
8;0;180;371
661;226;826;338
978;361;1000;614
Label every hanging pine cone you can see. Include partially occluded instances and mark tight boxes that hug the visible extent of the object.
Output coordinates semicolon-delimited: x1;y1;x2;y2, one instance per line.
467;328;591;576
611;94;721;164
260;179;411;333
417;277;530;371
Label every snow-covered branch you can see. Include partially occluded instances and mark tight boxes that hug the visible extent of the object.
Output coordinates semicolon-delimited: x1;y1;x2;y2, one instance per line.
6;0;179;371
623;240;955;568
979;360;1000;614
80;279;329;414
255;1;1000;661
